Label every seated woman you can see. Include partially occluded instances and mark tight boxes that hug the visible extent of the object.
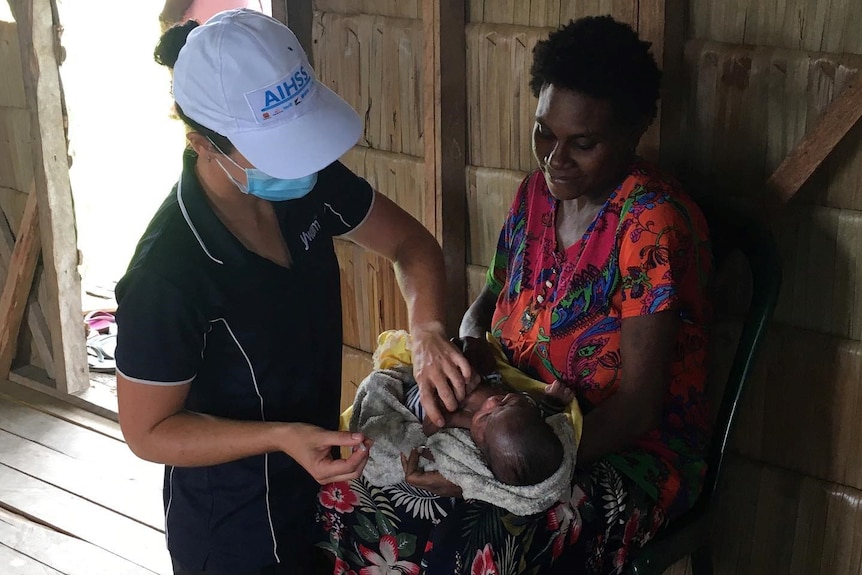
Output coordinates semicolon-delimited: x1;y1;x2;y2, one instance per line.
316;15;712;574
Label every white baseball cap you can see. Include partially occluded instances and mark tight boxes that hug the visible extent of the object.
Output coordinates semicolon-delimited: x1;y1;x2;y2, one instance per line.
173;9;362;179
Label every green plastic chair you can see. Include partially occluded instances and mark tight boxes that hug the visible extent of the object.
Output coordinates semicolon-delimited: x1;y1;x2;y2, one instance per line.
624;200;783;575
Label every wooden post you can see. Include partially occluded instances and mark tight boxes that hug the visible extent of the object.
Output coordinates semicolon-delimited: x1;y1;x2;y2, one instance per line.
272;0;314;65
12;0;88;394
423;0;467;332
0;193;41;379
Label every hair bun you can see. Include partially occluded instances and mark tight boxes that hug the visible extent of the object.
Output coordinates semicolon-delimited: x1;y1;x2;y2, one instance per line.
154;20;200;69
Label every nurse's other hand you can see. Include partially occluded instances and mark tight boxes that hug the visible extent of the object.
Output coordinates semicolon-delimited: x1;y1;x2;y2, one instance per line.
412;322;476;428
282;423;371;484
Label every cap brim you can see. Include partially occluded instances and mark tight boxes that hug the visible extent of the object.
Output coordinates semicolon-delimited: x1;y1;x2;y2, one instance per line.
230;84;363;179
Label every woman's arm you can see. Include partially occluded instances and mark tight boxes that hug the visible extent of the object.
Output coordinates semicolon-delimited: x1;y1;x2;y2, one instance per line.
459;284;497;339
575;310;678;464
344;192;475;426
117;374;370;484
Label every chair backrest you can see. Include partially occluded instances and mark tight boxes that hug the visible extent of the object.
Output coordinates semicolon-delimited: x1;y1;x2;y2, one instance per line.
695;198;783;507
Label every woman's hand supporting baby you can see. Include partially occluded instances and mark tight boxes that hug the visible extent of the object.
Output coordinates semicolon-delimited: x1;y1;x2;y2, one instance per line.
400;446;463;498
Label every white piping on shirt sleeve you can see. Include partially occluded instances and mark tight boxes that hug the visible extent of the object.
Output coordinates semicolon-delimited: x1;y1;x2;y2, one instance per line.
331;188;377;238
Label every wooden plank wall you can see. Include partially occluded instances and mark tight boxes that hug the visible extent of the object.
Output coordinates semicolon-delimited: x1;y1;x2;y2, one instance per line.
0;20;52;377
677;1;862;573
312;1;424;401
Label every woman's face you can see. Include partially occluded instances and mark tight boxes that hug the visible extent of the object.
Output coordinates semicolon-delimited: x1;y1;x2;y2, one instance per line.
532;84;642;202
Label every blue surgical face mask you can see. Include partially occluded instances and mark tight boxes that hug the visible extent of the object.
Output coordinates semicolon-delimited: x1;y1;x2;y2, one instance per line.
210;142;318;201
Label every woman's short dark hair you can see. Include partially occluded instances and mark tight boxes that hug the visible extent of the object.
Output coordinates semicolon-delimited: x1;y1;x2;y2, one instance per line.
153;20;235;153
529;15;662;128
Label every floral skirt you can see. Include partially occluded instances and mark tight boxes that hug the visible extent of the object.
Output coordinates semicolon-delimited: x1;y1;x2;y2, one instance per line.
315;460;666;575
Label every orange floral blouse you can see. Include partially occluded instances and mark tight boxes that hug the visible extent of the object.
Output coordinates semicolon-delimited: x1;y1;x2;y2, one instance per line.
487;160;713;517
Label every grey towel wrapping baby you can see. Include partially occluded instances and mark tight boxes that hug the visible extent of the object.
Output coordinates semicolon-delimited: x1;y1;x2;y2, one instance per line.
350;366;578;516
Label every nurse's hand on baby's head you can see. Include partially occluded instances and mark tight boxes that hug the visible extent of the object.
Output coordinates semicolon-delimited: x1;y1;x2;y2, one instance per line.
450;336;496;386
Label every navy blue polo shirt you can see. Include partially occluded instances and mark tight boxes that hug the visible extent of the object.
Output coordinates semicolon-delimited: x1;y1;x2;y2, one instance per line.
114;150;374;573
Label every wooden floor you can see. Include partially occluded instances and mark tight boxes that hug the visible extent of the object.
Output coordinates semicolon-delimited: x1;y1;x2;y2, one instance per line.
0;379;171;575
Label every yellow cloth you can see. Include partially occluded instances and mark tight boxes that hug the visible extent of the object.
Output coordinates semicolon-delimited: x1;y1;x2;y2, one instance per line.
341;330;583;445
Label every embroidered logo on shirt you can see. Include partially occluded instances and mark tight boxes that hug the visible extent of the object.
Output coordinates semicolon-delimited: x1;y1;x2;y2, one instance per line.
301;217;321;251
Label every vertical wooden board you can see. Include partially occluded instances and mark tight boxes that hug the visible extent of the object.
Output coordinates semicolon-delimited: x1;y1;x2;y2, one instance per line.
313;11;366;144
765;51;810;178
466;166;525;266
753;324;832;482
729;323;862;491
710;458;762;574
690;0;860;54
788;475;830;575
840;338;862;489
0;186;28;234
529;0;559;28
466;24;547;172
337;146;366;181
842;0;862;55
681;42;720;189
339;147;424;222
747;465;800;575
819;483;862;575
14;0;87;395
369;16;424;157
482;0;515;24
832;209;861;339
0;22;26;108
366;150;425;222
335;239;408;354
467;0;483;23
0;108;34;193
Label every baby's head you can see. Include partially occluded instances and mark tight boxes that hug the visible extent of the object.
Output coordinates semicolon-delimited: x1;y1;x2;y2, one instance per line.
470;392;564;486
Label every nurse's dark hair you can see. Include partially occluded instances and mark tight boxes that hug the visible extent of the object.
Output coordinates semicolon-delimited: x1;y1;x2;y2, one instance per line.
153;19;235;153
529;15;661;129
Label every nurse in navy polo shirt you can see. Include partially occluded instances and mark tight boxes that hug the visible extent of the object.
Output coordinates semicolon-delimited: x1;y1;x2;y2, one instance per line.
114;10;475;575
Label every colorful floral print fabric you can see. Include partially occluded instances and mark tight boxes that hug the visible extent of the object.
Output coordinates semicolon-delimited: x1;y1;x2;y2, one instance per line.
317;462;664;574
487;160;712;516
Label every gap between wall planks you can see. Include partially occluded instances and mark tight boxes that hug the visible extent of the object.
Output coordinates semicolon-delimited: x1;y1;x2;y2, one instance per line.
9;0;87;394
423;0;467;332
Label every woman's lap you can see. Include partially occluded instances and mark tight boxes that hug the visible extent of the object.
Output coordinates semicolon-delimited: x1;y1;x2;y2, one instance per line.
315;460;666;574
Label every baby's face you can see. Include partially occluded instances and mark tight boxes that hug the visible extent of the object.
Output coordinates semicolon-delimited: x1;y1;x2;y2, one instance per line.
470;392;537;446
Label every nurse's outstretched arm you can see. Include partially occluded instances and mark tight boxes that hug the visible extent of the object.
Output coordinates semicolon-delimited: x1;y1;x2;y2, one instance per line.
117;373;370;484
343;191;476;427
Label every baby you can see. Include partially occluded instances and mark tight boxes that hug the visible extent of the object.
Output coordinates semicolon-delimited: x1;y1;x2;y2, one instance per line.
350;330;580;497
418;377;574;486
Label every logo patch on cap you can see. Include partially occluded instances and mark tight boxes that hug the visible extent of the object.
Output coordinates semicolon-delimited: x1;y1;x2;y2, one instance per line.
244;63;316;123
